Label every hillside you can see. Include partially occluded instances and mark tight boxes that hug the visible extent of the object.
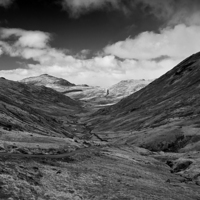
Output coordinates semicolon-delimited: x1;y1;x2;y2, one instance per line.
0;78;91;152
83;52;200;153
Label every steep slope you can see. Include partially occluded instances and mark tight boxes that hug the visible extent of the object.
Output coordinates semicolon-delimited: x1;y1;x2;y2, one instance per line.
0;78;88;140
84;52;200;152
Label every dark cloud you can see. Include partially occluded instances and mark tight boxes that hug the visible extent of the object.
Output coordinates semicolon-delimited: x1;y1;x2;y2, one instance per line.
1;0;200;27
0;0;14;7
135;0;200;26
60;0;123;18
61;0;200;26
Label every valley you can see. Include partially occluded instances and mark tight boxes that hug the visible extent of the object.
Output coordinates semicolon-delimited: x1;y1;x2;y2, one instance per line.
1;53;200;199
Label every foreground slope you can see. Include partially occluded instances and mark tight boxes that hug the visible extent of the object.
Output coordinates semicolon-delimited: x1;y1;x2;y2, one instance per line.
1;145;200;200
84;52;200;152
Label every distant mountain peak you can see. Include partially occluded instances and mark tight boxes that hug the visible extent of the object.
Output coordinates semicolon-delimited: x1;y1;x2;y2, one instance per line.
21;74;75;87
108;79;152;97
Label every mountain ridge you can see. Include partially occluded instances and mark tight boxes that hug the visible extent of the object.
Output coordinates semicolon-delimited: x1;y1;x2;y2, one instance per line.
83;52;200;152
20;74;152;110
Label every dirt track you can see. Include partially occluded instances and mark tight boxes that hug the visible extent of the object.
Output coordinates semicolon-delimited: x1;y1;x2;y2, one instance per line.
0;146;100;159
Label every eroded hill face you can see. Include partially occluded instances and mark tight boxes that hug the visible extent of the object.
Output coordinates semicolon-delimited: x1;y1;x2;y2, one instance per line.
0;78;89;140
84;52;200;152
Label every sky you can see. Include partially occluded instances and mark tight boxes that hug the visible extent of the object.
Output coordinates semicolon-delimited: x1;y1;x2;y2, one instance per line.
0;0;200;87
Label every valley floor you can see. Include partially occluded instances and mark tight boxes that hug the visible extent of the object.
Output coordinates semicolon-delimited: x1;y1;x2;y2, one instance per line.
0;144;200;200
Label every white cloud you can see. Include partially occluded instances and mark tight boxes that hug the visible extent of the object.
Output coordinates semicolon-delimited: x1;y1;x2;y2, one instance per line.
104;24;200;60
0;28;50;48
0;25;196;88
0;50;180;87
1;1;200;88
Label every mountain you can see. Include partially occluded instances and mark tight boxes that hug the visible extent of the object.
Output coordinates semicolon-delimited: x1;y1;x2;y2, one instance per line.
64;80;152;111
21;74;75;91
21;74;104;100
66;79;152;101
21;74;150;102
0;78;90;140
108;79;152;99
21;75;151;110
84;52;200;152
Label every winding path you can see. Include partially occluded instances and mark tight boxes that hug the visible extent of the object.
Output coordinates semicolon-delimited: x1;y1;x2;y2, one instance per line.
0;146;101;159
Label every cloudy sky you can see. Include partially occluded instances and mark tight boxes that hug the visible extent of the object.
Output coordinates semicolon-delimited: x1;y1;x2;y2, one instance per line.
0;0;200;87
